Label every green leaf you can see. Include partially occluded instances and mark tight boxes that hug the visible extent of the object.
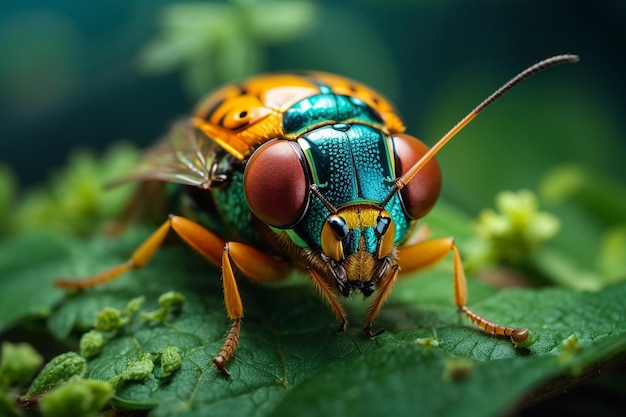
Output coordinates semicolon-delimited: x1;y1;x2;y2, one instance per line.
2;228;625;416
246;0;317;44
138;0;317;99
9;144;139;237
0;232;71;331
272;332;626;417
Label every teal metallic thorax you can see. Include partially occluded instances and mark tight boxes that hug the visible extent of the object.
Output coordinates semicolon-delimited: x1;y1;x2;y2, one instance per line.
280;90;411;254
206;86;411;255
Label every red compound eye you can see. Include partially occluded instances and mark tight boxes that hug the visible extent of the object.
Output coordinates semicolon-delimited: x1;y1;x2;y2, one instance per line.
392;133;442;220
244;140;310;228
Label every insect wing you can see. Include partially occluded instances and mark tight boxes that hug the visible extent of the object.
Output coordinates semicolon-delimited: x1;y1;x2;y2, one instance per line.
110;119;215;189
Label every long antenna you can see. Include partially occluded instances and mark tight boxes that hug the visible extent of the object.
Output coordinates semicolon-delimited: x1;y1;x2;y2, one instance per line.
381;54;580;208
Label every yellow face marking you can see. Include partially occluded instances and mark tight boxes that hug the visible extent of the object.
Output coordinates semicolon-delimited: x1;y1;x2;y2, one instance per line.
339;205;381;230
321;205;396;261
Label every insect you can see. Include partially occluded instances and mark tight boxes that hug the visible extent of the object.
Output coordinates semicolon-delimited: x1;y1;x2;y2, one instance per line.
57;54;579;376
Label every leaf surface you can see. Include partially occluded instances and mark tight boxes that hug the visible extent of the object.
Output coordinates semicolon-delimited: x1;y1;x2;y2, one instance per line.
1;229;625;417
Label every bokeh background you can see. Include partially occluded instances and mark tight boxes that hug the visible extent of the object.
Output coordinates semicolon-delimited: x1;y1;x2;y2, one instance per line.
1;1;625;414
1;0;625;213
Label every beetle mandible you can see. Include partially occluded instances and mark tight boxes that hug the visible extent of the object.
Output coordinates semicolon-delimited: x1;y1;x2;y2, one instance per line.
57;54;579;376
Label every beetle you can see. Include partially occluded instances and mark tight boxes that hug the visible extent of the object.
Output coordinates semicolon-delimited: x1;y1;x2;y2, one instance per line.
57;54;579;376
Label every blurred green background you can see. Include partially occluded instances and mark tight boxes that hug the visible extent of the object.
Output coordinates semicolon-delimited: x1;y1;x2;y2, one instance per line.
1;1;625;415
1;0;625;214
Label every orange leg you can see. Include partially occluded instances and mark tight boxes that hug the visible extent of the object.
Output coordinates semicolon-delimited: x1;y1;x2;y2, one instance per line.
56;215;290;375
363;264;400;338
398;237;529;344
308;267;349;334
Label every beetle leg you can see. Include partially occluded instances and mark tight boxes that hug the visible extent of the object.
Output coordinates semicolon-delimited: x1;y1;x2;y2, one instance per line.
55;219;174;289
363;264;400;338
224;242;290;283
213;242;290;375
168;220;291;375
56;215;289;287
308;268;348;334
56;215;224;288
57;215;291;374
397;238;529;344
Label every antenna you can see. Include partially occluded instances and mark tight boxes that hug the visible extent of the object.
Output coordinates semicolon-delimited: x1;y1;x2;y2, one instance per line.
381;54;580;208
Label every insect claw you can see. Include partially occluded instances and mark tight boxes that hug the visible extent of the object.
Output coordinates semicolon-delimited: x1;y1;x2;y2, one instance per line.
362;326;385;339
336;320;348;335
510;328;530;345
213;357;231;378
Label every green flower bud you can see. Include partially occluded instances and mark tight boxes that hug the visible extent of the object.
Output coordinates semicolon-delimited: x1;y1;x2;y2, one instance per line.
0;389;21;417
0;342;43;387
414;338;439;348
124;295;146;316
158;291;185;309
39;378;114;417
160;346;182;377
473;189;560;264
559;334;581;360
24;352;86;399
79;331;106;359
95;307;123;332
142;291;185;322
121;357;154;381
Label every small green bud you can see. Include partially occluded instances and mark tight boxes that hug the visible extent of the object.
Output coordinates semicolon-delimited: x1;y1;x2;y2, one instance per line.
559;334;581;361
95;307;123;332
121;357;154;381
0;342;43;387
473;190;560;264
559;334;584;375
160;346;182;377
24;352;86;399
124;295;145;316
79;331;106;359
0;389;21;417
142;291;185;322
414;338;439;348
158;291;185;309
39;378;114;417
140;309;164;322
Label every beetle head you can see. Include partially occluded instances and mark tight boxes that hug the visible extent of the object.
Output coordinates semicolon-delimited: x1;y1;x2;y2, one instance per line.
242;133;442;297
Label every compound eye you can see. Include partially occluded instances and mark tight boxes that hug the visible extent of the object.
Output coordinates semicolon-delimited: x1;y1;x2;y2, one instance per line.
244;140;309;228
375;215;390;236
392;133;442;220
375;213;395;259
328;215;349;240
321;214;348;261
